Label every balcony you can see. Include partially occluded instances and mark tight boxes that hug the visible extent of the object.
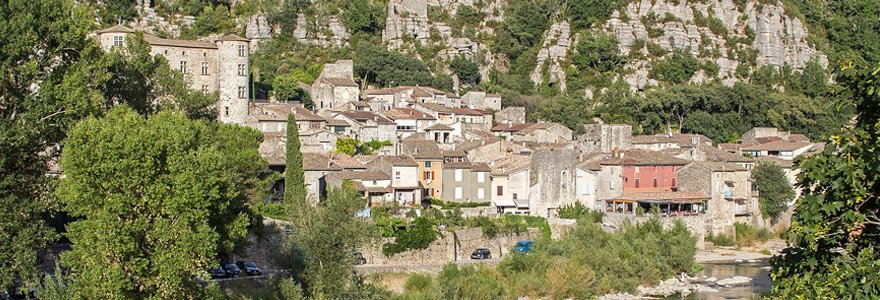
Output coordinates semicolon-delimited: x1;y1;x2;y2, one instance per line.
723;190;733;199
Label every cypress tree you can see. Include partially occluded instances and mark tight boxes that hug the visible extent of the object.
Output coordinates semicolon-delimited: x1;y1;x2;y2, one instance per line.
285;114;307;208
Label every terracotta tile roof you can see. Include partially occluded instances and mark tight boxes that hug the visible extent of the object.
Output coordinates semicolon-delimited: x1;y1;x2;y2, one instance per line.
755;156;794;168
718;143;745;151
380;108;436;120
303;153;342;171
600;149;690;166
742;140;813;152
326;119;350;126
378;155;419;167
490;155;531;176
443;161;473;169
418;103;453;113
442;150;467;157
472;163;491;172
632;134;675;144
318;77;358;87
450;107;489;116
401;139;443;159
516;123;565;135
364;86;413;95
327;170;390;181
338;111;395;125
789;134;810;142
330;154;367;169
216;34;249;42
464;130;500;142
612;191;711;203
633;133;710;147
491;123;535;132
698;144;754;163
97;25;135;34
425;123;453;131
143;34;217;49
259;132;286;166
755;136;783;144
691;161;747;172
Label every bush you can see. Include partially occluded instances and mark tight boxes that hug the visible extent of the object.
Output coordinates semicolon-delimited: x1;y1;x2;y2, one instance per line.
650;50;699;84
707;223;773;247
429;199;490;208
252;201;287;220
383;217;439;256
557;202;604;223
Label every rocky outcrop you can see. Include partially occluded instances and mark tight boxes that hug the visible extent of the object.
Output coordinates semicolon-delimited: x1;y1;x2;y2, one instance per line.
384;0;431;48
246;15;272;40
530;21;574;91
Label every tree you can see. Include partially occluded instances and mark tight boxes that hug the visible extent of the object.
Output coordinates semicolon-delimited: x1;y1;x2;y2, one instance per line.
450;56;481;85
492;0;556;61
274;73;312;108
572;33;625;73
354;41;434;87
341;0;385;35
770;64;880;298
285;114;307;207
752;162;795;220
336;138;360;156
284;183;377;298
56;107;264;298
649;50;699;84
566;0;622;30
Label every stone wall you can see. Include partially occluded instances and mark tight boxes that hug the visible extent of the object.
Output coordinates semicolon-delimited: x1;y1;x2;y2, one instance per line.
547;218;577;239
530;149;578;217
359;227;538;265
577;124;633;154
495;107;526;124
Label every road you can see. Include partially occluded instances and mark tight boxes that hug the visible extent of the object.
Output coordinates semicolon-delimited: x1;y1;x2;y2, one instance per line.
355;257;503;275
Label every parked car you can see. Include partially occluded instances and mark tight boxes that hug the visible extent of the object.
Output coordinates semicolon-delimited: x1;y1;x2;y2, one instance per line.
208;267;227;279
351;252;367;265
470;248;492;259
221;263;242;278
513;240;533;253
235;261;262;276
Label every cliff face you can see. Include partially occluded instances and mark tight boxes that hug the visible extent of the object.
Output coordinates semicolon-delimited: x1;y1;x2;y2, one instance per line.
240;0;824;92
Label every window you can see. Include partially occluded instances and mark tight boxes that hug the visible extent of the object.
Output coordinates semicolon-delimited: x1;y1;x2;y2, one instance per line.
454;187;462;199
455;169;462;182
237;86;246;99
201;85;208;92
423;171;434;180
201;62;209;75
238;64;247;76
635;178;640;188
497;186;503;196
671;178;677;187
653;178;658;187
238;45;247;57
113;35;124;47
395;171;401;180
477;188;485;200
224;106;229;117
425;161;432;168
179;61;187;73
780;151;793;157
512;193;518;200
583;184;592;195
634;166;640;173
477;172;485;183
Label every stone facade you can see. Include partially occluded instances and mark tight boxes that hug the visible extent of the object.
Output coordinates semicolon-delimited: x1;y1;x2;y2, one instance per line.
96;25;250;124
678;162;752;236
530;149;578;217
577;124;633;154
312;60;359;110
495;107;526;124
461;91;502;111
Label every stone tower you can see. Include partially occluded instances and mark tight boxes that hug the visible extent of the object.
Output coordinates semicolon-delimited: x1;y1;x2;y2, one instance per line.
216;35;250;124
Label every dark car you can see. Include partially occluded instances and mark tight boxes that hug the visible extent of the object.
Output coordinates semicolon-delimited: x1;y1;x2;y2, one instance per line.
352;252;367;265
470;248;492;259
221;263;242;278
235;261;262;276
208;266;227;279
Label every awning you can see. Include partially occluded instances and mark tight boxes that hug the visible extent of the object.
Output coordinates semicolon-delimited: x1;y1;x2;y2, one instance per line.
514;199;529;208
493;199;515;207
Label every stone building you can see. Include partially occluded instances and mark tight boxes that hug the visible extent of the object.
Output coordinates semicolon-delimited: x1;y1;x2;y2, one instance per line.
461;91;502;111
490;155;532;214
367;156;422;205
96;25;251;124
401;138;444;200
441;150;491;204
490;122;571;143
678;162;753;235
530;149;579;217
311;60;359;110
576;124;633;154
495;107;526;124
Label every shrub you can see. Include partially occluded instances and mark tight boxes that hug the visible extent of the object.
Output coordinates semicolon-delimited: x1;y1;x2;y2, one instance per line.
557;202;604;223
650;49;699;84
383;217;439;256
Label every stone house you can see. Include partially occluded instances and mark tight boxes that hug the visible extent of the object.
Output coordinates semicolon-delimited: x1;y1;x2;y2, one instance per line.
302;153;343;202
325;171;393;206
96;25;250;124
379;108;437;138
441;150;491;204
311;60;359;110
491;122;571;143
450;107;494;131
741;127;810;145
741;140;815;160
575;162;600;210
678;162;753;235
401;138;444;200
490;155;532;215
245;103;326;134
331;111;398;153
461;91;502;111
363;86;413;108
575;124;633;154
367;156;422;205
495;107;526;124
599;149;690;195
530;149;579;217
632;133;713;151
298;129;338;153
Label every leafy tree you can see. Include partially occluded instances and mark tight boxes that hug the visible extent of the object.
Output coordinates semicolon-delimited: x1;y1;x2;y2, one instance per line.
567;0;622;30
492;0;556;61
383;217;439;256
354;41;434;87
273;73;312;108
753;162;795;220
450;55;481;85
57;107;263;298
285;114;307;206
770;64;880;298
451;5;483;33
650;50;699;84
341;0;385;35
336;138;360;156
572;33;625;73
182;4;235;38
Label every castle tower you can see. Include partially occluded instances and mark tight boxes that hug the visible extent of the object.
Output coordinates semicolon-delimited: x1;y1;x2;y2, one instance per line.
215;35;250;124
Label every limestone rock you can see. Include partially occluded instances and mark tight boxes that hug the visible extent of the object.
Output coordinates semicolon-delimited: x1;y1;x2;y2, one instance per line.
530;21;572;91
716;276;753;287
246;15;272;40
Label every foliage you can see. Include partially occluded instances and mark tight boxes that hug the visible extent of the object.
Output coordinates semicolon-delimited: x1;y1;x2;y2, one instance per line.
283;182;378;298
252;201;289;220
336;138;393;156
340;0;386;35
181;4;236;38
429;199;490;208
706;222;774;247
566;0;624;30
273;73;312;107
354;41;434;87
451;5;484;34
572;32;625;73
57;107;262;298
770;64;880;298
784;0;880;65
383;217;439;256
557;202;604;223
394;218;696;298
285;114;307;207
753;161;795;219
450;55;481;85
650;50;699;84
492;0;556;61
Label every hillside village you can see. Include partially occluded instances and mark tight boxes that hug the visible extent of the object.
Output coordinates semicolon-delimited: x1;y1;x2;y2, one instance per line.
97;24;818;246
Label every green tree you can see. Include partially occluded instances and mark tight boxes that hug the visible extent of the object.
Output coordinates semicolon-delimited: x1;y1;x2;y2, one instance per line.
572;33;625;73
273;73;312;107
341;0;385;35
285;114;307;206
752;162;795;220
336;138;360;156
284;182;377;298
567;0;622;30
354;41;434;87
650;50;699;84
57;107;263;298
770;64;880;298
450;55;481;85
492;0;556;61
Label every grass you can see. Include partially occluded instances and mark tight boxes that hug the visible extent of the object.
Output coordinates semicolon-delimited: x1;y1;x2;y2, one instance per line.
707;222;775;247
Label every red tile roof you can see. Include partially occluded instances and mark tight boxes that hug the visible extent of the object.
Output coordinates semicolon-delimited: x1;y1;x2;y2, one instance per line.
611;191;711;203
